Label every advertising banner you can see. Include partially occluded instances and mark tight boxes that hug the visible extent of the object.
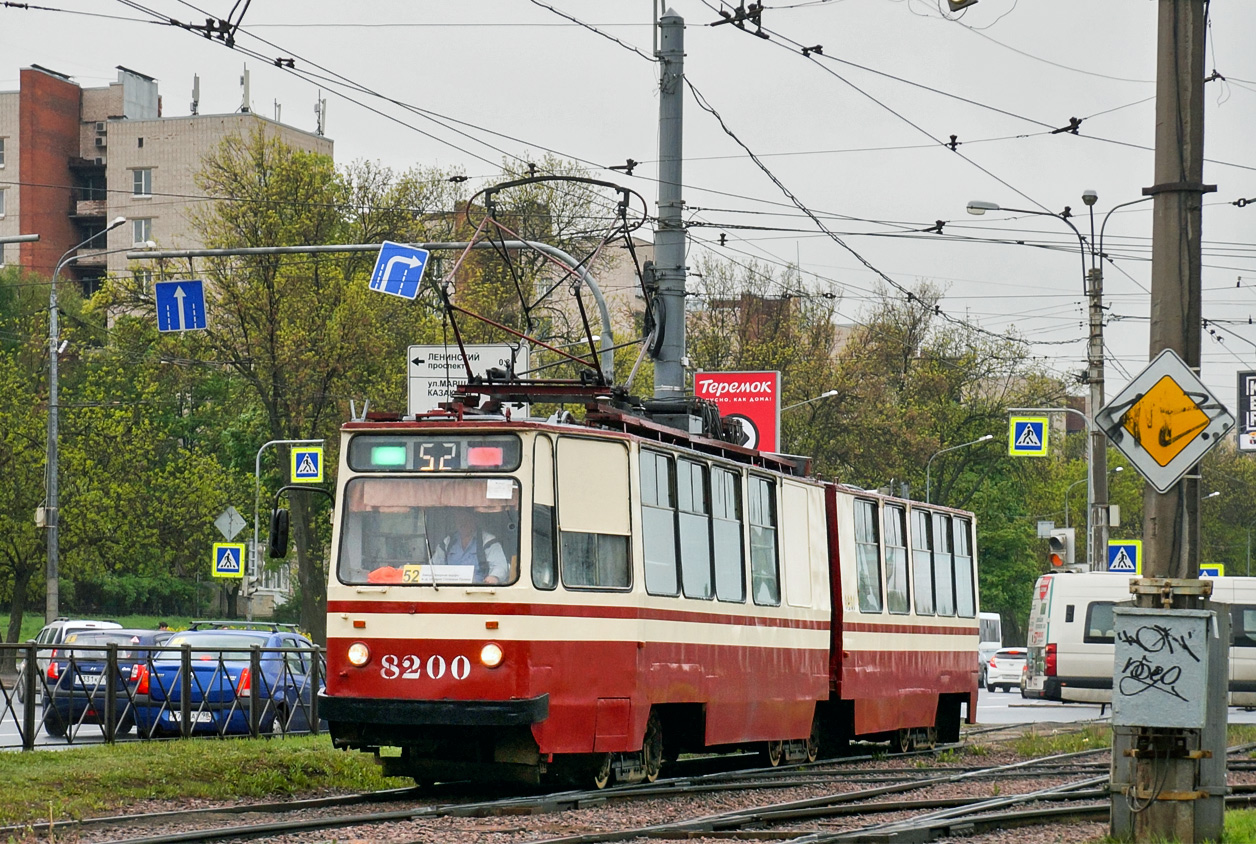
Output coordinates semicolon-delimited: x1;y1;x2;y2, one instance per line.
693;371;781;452
1239;370;1256;452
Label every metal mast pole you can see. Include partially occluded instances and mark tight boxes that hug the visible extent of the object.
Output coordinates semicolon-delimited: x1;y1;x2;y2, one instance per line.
1085;215;1109;571
1112;2;1219;841
654;8;686;399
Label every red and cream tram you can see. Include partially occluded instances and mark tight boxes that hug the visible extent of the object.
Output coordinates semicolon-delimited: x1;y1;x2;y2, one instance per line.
314;400;978;786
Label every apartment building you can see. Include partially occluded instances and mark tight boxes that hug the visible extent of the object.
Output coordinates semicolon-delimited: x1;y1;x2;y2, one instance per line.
0;64;332;292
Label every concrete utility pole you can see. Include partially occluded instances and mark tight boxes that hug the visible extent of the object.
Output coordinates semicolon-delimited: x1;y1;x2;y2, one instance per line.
1082;197;1110;573
653;8;686;399
1111;2;1222;841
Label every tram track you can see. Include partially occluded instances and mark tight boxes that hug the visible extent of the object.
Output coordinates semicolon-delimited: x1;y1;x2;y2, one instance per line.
17;740;1256;843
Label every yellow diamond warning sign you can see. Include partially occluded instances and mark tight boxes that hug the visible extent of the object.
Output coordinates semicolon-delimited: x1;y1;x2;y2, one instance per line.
1096;348;1233;493
1122;375;1211;467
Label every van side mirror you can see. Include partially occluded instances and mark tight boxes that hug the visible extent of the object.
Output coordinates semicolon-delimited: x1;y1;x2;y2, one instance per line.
268;508;290;558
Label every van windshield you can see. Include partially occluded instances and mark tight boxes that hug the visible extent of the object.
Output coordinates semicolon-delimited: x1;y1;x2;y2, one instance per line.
979;615;1001;644
338;477;521;586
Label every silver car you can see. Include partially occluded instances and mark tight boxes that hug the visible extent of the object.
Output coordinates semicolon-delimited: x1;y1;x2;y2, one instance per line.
985;647;1027;693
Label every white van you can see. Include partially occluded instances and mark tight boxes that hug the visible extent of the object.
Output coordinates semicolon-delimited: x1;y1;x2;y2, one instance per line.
978;611;1002;685
1024;572;1256;705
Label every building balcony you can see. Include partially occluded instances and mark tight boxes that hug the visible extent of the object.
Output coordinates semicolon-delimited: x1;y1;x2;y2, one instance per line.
73;248;108;267
73;199;107;219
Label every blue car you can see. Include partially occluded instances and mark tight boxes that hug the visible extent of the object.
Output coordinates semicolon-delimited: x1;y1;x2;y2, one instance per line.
132;629;322;737
43;628;171;740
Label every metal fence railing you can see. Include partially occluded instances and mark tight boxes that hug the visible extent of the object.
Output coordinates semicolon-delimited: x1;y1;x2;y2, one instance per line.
0;642;324;750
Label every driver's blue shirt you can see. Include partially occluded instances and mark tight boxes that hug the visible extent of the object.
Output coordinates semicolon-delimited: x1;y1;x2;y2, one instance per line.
434;531;508;582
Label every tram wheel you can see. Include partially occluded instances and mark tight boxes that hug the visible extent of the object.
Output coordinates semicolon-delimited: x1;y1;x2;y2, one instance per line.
805;719;820;763
760;740;784;767
919;726;938;750
642;713;663;783
592;753;614;790
894;728;914;754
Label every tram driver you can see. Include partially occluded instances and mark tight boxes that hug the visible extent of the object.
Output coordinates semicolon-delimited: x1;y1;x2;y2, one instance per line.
431;508;510;584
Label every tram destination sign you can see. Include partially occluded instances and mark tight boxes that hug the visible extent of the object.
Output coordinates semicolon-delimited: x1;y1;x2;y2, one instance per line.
408;343;530;417
1095;348;1234;493
1239;370;1256;452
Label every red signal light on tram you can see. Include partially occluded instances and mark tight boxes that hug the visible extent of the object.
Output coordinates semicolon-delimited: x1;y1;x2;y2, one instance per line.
467;447;505;467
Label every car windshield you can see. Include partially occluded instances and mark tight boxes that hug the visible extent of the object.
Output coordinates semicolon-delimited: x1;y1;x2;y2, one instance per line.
338;476;521;586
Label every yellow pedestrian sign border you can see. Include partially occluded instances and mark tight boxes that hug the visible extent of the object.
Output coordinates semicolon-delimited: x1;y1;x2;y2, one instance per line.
1108;539;1142;575
1096;348;1234;493
291;446;323;484
213;542;246;579
1200;563;1225;577
1008;416;1049;457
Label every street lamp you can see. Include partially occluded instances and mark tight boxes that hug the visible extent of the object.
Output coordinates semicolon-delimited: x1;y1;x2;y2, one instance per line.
925;434;994;504
782;389;838;412
968;194;1149;574
45;217;129;622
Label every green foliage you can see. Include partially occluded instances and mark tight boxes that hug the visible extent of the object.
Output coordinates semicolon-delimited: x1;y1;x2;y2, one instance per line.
1010;723;1110;756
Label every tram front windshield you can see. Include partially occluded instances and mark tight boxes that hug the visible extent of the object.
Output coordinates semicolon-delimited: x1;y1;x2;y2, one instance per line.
338;477;521;586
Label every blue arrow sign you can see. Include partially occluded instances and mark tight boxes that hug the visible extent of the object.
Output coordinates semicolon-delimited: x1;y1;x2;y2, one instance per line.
1108;540;1142;574
154;280;208;332
369;241;430;300
213;542;246;579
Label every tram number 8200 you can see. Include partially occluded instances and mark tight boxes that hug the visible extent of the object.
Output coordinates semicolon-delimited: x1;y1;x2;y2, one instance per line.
379;653;473;681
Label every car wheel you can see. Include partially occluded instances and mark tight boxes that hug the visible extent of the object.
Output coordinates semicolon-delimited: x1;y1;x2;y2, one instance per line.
43;710;67;738
986;680;995;693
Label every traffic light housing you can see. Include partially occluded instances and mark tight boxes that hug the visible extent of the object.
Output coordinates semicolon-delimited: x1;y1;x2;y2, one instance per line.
1048;528;1075;568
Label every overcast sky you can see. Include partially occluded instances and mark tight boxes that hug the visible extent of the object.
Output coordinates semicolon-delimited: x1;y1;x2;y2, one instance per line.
4;0;1256;406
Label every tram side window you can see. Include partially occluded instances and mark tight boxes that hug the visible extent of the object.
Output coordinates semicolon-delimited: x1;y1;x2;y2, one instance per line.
932;514;955;616
854;499;883;613
712;467;745;603
953;517;976;618
641;450;679;596
884;504;910;614
749;476;781;606
911;509;935;615
557;438;631;591
678;459;714;600
1084;602;1116;643
533;435;557;590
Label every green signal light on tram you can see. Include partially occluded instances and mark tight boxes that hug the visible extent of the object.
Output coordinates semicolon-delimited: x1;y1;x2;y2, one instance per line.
370;445;408;467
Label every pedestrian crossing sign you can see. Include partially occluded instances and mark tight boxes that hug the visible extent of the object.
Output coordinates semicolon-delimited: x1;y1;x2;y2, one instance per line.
1201;563;1225;577
213;542;246;579
291;447;323;484
1008;417;1049;457
1108;540;1142;574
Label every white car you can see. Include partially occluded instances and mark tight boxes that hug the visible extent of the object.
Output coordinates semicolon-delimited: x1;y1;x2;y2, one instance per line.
985;648;1027;693
15;618;122;703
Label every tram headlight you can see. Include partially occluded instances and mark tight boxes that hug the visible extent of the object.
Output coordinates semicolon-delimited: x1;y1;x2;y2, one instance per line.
480;642;504;668
347;642;371;667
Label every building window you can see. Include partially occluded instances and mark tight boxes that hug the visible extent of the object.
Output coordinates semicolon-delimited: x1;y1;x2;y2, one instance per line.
0;137;6;167
0;189;5;217
137;137;144;149
132;168;152;197
133;269;153;291
133;218;152;244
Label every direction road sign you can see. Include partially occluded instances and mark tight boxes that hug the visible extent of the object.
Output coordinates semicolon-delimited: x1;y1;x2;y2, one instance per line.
1096;348;1234;493
154;280;207;332
1108;539;1142;574
1008;416;1048;457
369;241;430;300
214;506;246;541
408;343;529;416
213;542;246;578
291;447;323;483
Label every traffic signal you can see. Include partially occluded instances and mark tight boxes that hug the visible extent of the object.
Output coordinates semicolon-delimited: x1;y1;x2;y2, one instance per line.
1048;528;1075;567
